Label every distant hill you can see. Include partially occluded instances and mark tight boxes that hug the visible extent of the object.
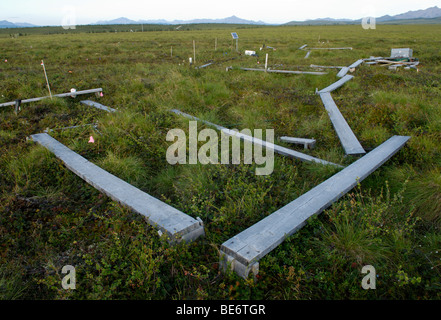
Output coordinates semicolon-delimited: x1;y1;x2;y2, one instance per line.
95;15;267;26
285;6;441;25
379;16;441;25
391;6;441;20
0;20;36;28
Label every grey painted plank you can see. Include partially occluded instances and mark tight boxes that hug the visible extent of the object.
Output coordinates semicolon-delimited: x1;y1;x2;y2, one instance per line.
280;136;316;149
336;67;350;78
348;59;364;69
195;62;214;69
170;109;342;168
81;100;117;113
317;75;353;94
220;135;410;278
29;133;205;243
309;47;353;50
239;68;326;75
304;51;311;59
0;88;103;108
298;44;308;50
319;92;366;155
310;64;346;69
267;69;326;75
363;56;383;61
43;123;97;133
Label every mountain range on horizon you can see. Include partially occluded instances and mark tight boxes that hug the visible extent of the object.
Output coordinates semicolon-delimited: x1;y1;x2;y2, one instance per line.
94;15;267;26
1;6;441;28
287;5;441;25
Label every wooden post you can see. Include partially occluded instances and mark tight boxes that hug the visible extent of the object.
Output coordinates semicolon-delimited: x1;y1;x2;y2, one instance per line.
215;38;217;51
14;99;21;115
193;40;196;64
41;60;52;99
171;46;173;57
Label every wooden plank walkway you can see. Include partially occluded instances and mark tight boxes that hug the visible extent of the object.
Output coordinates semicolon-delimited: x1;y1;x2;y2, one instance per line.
220;135;411;279
319;92;366;155
317;75;353;94
0;88;103;108
170;109;342;168
348;59;364;69
30;133;205;243
80;100;117;113
336;67;350;78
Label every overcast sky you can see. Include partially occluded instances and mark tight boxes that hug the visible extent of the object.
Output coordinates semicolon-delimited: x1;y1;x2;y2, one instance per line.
1;0;440;25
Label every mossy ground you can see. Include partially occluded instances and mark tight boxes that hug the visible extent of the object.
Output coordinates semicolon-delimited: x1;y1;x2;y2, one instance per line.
1;24;440;299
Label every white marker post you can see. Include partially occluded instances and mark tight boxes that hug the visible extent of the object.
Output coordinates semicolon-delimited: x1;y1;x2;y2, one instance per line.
193;40;196;64
265;54;269;72
41;60;52;99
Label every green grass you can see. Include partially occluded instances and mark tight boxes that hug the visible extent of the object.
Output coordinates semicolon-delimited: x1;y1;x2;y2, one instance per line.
1;24;441;300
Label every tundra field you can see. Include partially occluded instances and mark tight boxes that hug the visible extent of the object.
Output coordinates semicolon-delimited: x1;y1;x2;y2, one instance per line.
0;24;441;300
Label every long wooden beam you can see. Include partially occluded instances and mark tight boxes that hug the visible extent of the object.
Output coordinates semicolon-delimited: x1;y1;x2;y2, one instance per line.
336;67;350;78
239;67;326;75
30;133;205;243
310;64;346;69
195;62;214;69
319;92;366;155
317;75;353;94
80;100;117;113
348;59;364;69
0;88;103;108
309;47;353;50
220;135;410;279
170;109;342;168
